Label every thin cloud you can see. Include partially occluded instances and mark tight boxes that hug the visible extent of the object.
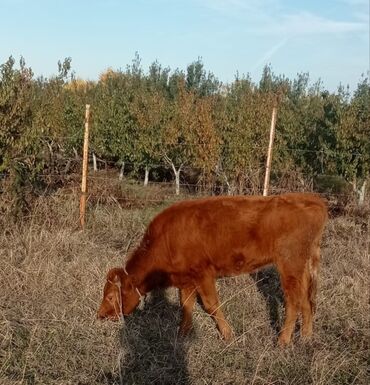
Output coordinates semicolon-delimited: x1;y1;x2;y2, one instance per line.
197;0;278;19
251;38;288;73
198;0;367;36
339;0;368;5
265;11;367;36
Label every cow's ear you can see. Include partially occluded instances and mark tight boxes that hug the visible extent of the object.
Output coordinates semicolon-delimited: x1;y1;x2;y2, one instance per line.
106;267;125;283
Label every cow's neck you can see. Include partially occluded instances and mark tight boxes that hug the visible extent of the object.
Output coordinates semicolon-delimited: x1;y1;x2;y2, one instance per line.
125;248;169;294
125;248;155;293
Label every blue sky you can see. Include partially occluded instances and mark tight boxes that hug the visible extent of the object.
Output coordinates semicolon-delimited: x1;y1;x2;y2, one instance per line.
0;0;368;91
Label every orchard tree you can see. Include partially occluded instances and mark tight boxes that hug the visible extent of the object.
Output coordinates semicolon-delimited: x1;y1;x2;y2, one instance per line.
190;95;220;190
62;79;90;160
161;79;197;195
131;79;166;185
186;58;220;96
0;56;37;213
32;58;82;174
0;57;34;170
92;70;136;178
337;76;370;202
277;75;340;183
273;73;309;181
216;74;275;194
147;60;171;93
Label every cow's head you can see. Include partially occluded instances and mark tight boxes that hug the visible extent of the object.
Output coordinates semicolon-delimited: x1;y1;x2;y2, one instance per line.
97;267;142;320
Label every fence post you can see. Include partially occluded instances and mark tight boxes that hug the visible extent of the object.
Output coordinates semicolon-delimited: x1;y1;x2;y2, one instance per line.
80;104;90;229
263;107;277;197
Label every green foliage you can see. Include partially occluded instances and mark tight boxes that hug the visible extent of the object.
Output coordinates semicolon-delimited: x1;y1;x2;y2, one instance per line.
0;56;79;215
336;76;370;184
92;70;136;164
0;56;34;171
216;76;274;192
186;58;220;96
0;55;369;206
0;57;40;214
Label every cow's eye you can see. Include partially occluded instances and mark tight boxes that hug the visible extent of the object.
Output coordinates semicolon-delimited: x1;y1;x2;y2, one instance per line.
107;294;114;302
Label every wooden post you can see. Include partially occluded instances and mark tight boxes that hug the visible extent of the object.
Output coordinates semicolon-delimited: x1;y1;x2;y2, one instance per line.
263;107;277;197
80;104;90;229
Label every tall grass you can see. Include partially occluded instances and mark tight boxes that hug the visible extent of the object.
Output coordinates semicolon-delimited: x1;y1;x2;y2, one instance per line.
0;192;368;385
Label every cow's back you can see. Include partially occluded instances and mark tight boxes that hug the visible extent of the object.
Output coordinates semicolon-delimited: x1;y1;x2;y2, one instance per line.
145;193;327;276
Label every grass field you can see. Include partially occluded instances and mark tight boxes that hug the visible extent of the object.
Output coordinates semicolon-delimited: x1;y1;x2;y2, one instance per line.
0;189;369;385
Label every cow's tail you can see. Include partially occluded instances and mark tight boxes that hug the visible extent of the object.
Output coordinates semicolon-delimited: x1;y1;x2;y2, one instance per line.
307;250;320;314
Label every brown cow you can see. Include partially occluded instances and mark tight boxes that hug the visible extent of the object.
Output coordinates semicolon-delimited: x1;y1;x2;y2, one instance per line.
98;193;327;346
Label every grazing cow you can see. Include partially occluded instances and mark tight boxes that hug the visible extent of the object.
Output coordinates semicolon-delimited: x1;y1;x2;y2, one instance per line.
98;193;327;346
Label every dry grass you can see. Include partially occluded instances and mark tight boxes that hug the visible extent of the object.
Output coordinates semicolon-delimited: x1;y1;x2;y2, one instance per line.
0;192;369;385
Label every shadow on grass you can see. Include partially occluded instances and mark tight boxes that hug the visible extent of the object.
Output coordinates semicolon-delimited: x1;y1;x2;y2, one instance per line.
113;289;190;385
251;267;284;336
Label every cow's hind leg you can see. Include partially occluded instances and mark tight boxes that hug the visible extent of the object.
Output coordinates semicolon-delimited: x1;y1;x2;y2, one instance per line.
197;276;233;341
277;261;306;346
178;287;197;336
301;249;320;339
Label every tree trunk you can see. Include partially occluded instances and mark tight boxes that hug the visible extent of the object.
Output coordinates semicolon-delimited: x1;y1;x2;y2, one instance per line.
227;182;235;196
119;161;125;181
215;163;231;196
351;178;367;205
163;155;183;196
92;153;97;172
46;142;54;174
358;180;367;205
226;180;232;195
64;160;71;175
174;169;181;195
144;166;149;187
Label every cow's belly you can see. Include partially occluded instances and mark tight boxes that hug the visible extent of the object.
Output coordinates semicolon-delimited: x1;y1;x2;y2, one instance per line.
214;250;273;277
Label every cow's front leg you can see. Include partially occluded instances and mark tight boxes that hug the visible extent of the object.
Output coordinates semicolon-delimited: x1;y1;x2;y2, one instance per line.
178;286;197;336
197;275;233;341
